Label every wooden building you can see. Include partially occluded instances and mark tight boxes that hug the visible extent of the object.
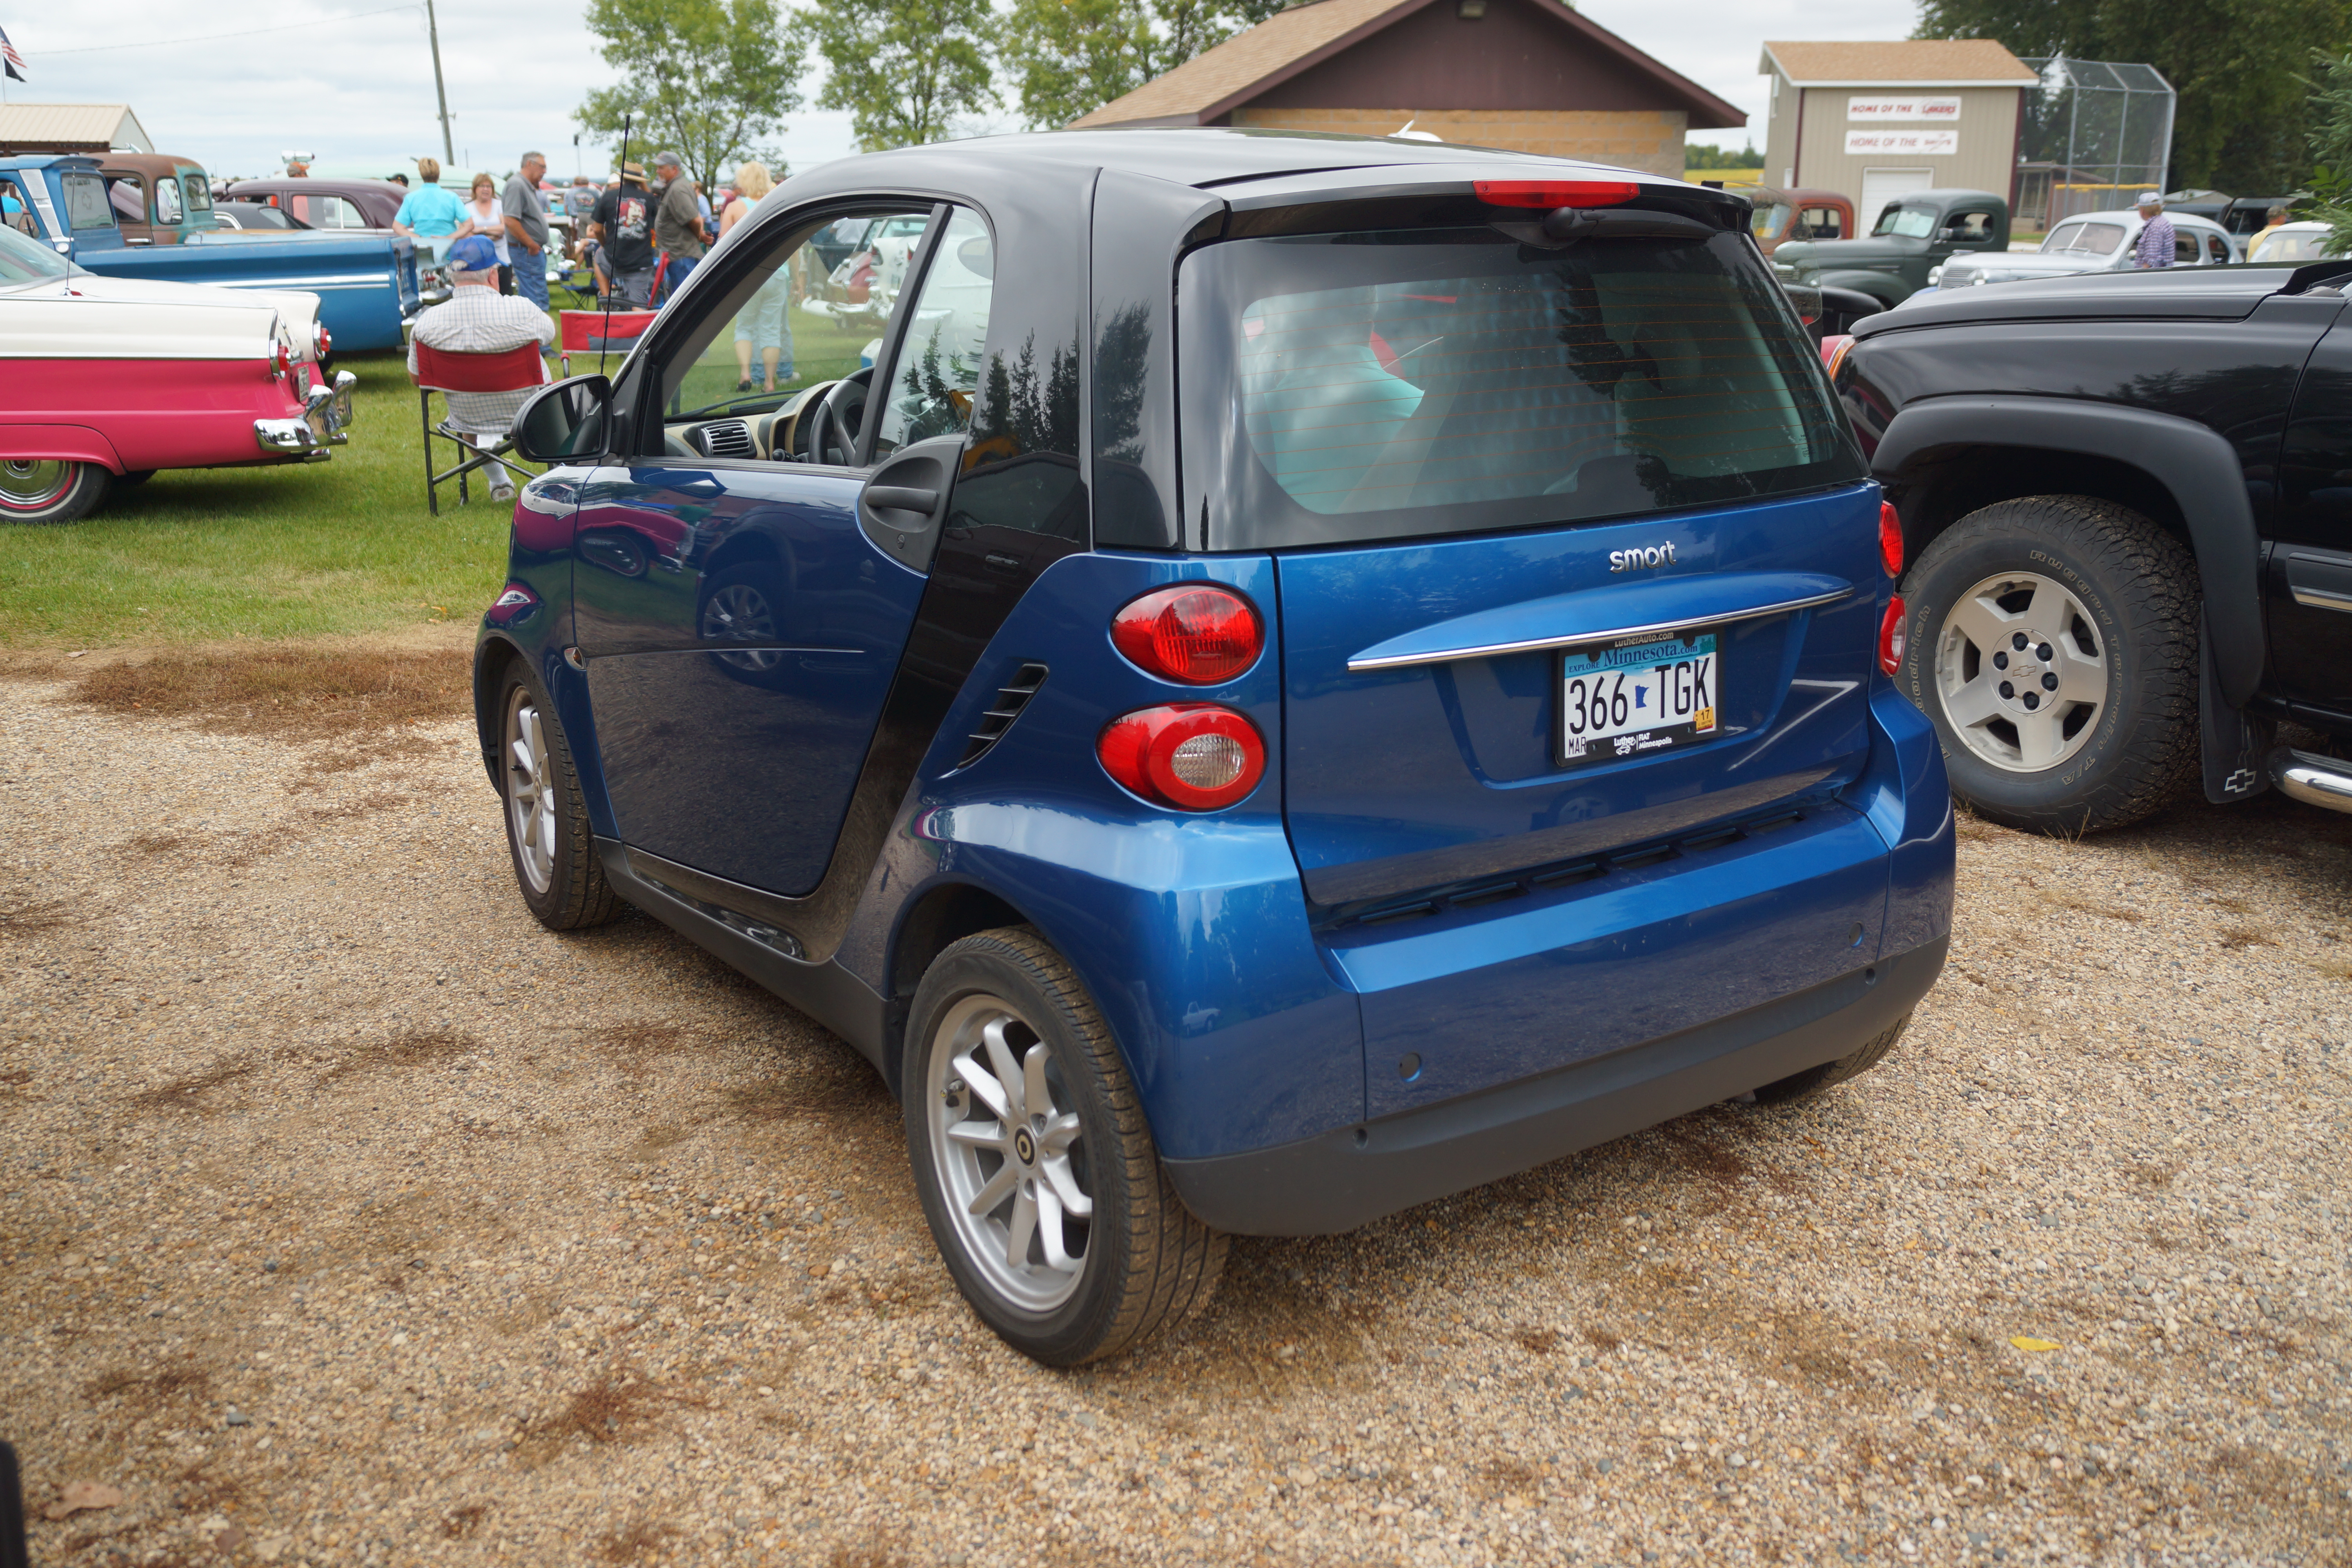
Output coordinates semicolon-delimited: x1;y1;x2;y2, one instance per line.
1759;41;2037;224
1072;0;1743;178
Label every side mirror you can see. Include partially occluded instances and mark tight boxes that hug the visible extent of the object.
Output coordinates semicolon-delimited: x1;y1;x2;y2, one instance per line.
512;374;611;464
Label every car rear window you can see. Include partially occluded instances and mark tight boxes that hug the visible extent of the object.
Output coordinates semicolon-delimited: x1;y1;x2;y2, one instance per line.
1176;225;1860;549
62;173;114;231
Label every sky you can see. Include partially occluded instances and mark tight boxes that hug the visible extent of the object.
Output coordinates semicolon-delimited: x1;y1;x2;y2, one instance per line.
0;0;1926;183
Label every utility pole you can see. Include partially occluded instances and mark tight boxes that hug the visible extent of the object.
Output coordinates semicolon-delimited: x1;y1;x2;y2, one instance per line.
425;0;455;166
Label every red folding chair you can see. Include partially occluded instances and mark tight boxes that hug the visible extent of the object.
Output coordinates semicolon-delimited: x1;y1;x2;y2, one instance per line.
412;340;551;514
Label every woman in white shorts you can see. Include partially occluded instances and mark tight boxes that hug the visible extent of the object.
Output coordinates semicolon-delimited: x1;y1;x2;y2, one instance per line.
727;163;792;393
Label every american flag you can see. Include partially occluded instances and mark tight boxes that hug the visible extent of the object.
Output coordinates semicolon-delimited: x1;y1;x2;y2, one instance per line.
0;25;25;82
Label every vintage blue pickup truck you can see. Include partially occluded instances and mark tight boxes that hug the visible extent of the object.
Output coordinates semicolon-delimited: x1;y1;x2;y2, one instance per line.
0;154;421;350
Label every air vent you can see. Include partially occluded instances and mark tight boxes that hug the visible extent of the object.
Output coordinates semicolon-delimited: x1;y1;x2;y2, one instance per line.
697;419;755;459
956;663;1049;769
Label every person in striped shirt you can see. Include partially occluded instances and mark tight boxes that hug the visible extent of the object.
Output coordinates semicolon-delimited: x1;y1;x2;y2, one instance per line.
2133;194;2177;269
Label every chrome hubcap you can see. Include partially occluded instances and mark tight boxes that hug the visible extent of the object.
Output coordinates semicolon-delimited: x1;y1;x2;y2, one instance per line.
0;460;72;511
927;994;1092;1313
503;689;557;893
1934;570;2109;773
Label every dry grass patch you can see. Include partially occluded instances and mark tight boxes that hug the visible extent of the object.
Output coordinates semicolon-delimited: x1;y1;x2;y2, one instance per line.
133;1053;267;1113
520;1374;710;1465
595;1518;681;1564
314;1028;475;1085
0;899;73;938
2034;888;2144;924
68;646;468;743
1512;1327;1561;1354
83;1360;213;1410
2218;926;2276;951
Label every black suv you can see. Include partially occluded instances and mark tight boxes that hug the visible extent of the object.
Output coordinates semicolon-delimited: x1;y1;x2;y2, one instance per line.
1836;261;2352;831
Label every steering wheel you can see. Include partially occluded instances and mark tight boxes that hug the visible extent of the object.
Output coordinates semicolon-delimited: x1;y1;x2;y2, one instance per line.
803;367;872;466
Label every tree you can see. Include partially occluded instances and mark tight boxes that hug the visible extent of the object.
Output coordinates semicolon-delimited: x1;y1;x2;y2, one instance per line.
794;0;998;151
999;0;1292;130
1913;0;2352;194
576;0;804;190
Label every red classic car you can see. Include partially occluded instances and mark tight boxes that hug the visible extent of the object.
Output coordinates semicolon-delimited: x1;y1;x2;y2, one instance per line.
0;223;355;524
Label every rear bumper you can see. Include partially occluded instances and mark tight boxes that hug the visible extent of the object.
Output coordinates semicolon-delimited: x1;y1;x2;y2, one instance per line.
1163;933;1946;1236
2270;746;2352;814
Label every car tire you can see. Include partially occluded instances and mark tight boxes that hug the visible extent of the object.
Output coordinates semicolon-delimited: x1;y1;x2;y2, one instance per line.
1900;496;2198;834
1;460;111;525
495;662;622;931
905;927;1226;1366
1750;1013;1912;1105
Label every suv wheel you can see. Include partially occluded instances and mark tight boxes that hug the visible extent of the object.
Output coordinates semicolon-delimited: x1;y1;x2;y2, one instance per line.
497;664;622;931
905;927;1225;1365
1;460;111;525
1751;1013;1912;1104
1901;496;2198;833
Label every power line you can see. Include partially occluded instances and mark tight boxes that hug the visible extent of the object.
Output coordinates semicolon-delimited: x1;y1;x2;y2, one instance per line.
33;4;419;56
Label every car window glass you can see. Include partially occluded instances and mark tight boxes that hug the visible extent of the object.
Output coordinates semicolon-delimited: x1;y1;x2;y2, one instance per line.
1875;207;1936;239
2057;222;2125;256
872;206;993;459
2174;230;2200;264
154;178;183;224
2207;233;2230;263
650;205;934;441
338;198;367;229
62;174;114;231
0;221;71;282
181;176;212;214
1;178;36;236
2042;222;2083;254
107;176;145;223
1752;203;1791;241
1802;206;1842;240
1941;210;1993;242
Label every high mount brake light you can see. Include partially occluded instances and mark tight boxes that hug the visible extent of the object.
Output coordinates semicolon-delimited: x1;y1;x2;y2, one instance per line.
1098;705;1267;811
1110;584;1263;684
1878;595;1908;677
1472;180;1640;209
1879;501;1904;579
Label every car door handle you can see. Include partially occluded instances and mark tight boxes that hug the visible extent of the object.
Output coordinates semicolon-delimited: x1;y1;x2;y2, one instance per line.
857;432;967;575
866;485;938;513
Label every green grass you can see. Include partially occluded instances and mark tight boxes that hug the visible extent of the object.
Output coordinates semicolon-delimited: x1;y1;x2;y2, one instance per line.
0;351;512;650
0;296;880;652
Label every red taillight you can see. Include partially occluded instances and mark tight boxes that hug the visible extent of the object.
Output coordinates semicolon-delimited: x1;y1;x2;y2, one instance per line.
312;322;332;359
1819;333;1855;377
1878;595;1907;676
272;343;292;380
1098;705;1266;811
1472;180;1640;209
1110;584;1263;684
1878;501;1904;579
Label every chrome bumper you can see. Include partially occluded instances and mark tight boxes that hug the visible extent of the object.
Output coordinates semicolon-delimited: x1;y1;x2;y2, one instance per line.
2269;747;2352;815
253;370;357;456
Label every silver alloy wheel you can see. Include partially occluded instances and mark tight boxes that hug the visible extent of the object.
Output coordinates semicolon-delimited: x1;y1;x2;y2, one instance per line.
702;583;783;671
0;460;73;513
1933;569;2109;773
926;993;1092;1314
503;686;557;894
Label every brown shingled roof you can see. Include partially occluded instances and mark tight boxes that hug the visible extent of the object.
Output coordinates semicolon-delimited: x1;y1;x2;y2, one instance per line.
1759;40;2038;86
1073;0;1744;131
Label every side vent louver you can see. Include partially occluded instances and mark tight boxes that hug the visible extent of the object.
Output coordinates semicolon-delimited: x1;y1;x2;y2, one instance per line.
699;419;755;459
956;663;1049;769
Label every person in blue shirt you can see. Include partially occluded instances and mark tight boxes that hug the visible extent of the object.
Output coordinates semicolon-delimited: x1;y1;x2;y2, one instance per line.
393;157;465;240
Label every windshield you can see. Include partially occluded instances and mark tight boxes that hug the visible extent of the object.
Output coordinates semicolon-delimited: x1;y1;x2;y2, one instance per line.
0;222;73;283
1873;207;1937;239
2251;228;2331;263
2044;221;2125;257
1178;225;1860;550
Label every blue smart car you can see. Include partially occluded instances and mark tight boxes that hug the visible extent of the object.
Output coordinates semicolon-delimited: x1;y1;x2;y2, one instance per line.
479;130;1955;1364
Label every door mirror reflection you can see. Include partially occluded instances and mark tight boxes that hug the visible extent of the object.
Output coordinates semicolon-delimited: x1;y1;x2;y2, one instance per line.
513;374;611;463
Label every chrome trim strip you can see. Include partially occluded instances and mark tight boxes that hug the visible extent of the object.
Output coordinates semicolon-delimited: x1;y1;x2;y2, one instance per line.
1346;587;1858;672
2289;583;2352;613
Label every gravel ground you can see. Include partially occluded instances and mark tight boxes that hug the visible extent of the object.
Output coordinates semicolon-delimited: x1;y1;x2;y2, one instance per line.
2;661;2348;1568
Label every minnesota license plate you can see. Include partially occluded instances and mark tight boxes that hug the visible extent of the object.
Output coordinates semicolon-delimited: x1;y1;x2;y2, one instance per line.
1558;630;1719;767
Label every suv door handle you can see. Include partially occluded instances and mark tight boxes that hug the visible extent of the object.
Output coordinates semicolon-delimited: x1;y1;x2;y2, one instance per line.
857;433;965;574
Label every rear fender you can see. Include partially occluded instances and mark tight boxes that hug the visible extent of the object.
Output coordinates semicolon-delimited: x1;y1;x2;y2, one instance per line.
1815;270;1909;306
0;424;122;473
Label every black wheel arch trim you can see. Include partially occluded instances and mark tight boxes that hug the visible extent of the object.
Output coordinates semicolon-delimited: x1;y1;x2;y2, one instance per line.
1871;396;2265;707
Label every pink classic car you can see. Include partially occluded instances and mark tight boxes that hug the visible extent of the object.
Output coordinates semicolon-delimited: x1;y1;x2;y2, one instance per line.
0;222;355;524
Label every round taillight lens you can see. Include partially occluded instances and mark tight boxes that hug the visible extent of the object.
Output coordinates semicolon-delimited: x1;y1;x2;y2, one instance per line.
1097;704;1267;811
312;322;332;359
1878;594;1907;677
272;343;292;380
1110;584;1263;684
1878;501;1904;579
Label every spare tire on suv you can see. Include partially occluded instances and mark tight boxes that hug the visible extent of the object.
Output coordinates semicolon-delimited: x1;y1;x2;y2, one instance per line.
1899;495;2200;833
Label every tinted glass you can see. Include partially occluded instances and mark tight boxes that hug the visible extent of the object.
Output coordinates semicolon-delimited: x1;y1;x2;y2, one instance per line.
62;174;114;230
2173;231;2200;263
1178;227;1859;548
873;207;992;457
1876;207;1936;239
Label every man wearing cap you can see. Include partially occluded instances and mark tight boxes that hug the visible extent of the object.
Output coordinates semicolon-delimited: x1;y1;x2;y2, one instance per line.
407;235;555;504
2132;194;2177;270
652;151;709;301
588;163;657;308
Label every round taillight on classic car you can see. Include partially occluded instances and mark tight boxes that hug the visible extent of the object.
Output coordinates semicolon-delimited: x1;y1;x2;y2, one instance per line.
1109;584;1263;684
312;323;332;359
1097;705;1267;811
272;343;293;380
1879;501;1904;579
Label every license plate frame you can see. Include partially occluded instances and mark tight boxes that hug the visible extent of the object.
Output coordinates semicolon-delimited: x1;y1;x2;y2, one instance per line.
1556;628;1720;769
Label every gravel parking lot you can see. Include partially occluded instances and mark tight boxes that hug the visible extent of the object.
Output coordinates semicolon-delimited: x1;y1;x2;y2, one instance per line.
2;648;2347;1568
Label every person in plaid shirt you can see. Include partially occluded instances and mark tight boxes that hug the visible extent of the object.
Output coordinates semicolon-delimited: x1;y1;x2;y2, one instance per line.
2133;194;2176;269
407;236;554;501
